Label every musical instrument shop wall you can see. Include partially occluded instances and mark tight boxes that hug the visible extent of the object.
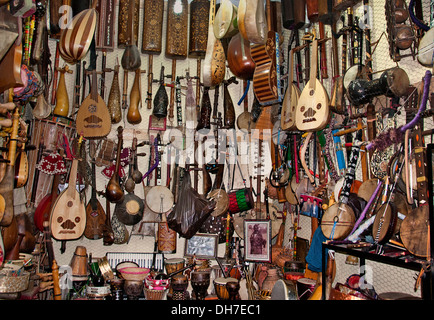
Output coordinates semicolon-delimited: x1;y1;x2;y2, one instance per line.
0;0;432;301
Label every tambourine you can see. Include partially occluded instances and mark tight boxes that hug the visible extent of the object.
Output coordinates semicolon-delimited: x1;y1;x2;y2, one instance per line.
347;67;410;106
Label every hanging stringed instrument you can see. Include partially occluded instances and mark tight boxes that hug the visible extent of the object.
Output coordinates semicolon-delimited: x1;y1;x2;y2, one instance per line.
106;126;124;203
84;141;106;240
49;137;86;241
295;31;330;131
107;61;122;123
238;0;267;44
14;121;29;188
202;0;225;88
400;73;432;257
127;68;143;125
321;130;362;240
58;0;98;65
281;47;300;131
76;70;112;139
33;149;65;233
0;107;19;227
251;0;282;105
52;65;73;117
227;32;255;81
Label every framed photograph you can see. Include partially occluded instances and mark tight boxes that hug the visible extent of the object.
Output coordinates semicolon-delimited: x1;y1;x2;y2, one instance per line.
184;233;219;259
244;219;271;262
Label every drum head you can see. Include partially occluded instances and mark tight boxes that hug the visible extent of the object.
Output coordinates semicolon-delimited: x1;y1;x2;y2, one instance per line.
236;111;252;132
207;189;229;217
146;186;174;213
357;179;380;203
321;202;356;240
372;203;397;244
386;67;409;97
271;279;297;300
343;65;369;90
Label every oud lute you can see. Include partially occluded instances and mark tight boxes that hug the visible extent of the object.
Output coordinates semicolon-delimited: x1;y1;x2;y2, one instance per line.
202;0;225;87
295;32;330;132
50;137;86;241
76;70;112;139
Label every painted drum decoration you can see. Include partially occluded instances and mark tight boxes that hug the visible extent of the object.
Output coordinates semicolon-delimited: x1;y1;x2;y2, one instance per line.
227;188;254;214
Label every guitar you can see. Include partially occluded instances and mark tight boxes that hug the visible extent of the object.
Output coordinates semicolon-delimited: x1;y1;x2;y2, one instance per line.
251;0;282;105
202;0;225;87
84;142;106;240
76;70;112;139
49;137;86;241
295;31;330;131
281;47;300;131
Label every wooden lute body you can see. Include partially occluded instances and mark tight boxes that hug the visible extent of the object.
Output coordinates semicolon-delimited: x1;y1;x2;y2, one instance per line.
49;141;86;241
295;34;330;131
84;144;106;240
202;0;225;87
281;48;300;131
76;70;112;139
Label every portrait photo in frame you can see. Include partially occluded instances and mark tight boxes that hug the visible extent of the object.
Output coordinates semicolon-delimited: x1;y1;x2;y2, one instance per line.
184;233;219;259
244;219;271;262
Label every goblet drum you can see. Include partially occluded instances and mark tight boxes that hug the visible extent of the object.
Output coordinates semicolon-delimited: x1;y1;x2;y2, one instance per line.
190;271;210;300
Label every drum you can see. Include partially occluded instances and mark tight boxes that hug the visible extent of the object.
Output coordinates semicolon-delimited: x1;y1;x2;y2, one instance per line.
296;277;316;300
190;270;211;300
144;287;168;300
165;258;185;276
271;279;298;300
28;117;76;207
146;186;174;213
86;284;111;300
171;274;188;292
227;189;254;214
347;67;410;107
207;189;229;217
343;64;369;91
213;277;239;300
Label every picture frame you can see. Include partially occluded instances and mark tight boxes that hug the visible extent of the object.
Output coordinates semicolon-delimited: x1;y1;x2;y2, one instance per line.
184;233;219;259
244;219;271;263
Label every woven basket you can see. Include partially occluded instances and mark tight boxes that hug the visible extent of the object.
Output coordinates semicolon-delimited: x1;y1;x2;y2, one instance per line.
0;272;30;293
118;267;150;281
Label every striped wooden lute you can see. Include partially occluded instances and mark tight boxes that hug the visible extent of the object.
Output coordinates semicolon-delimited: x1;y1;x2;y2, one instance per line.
58;0;98;64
